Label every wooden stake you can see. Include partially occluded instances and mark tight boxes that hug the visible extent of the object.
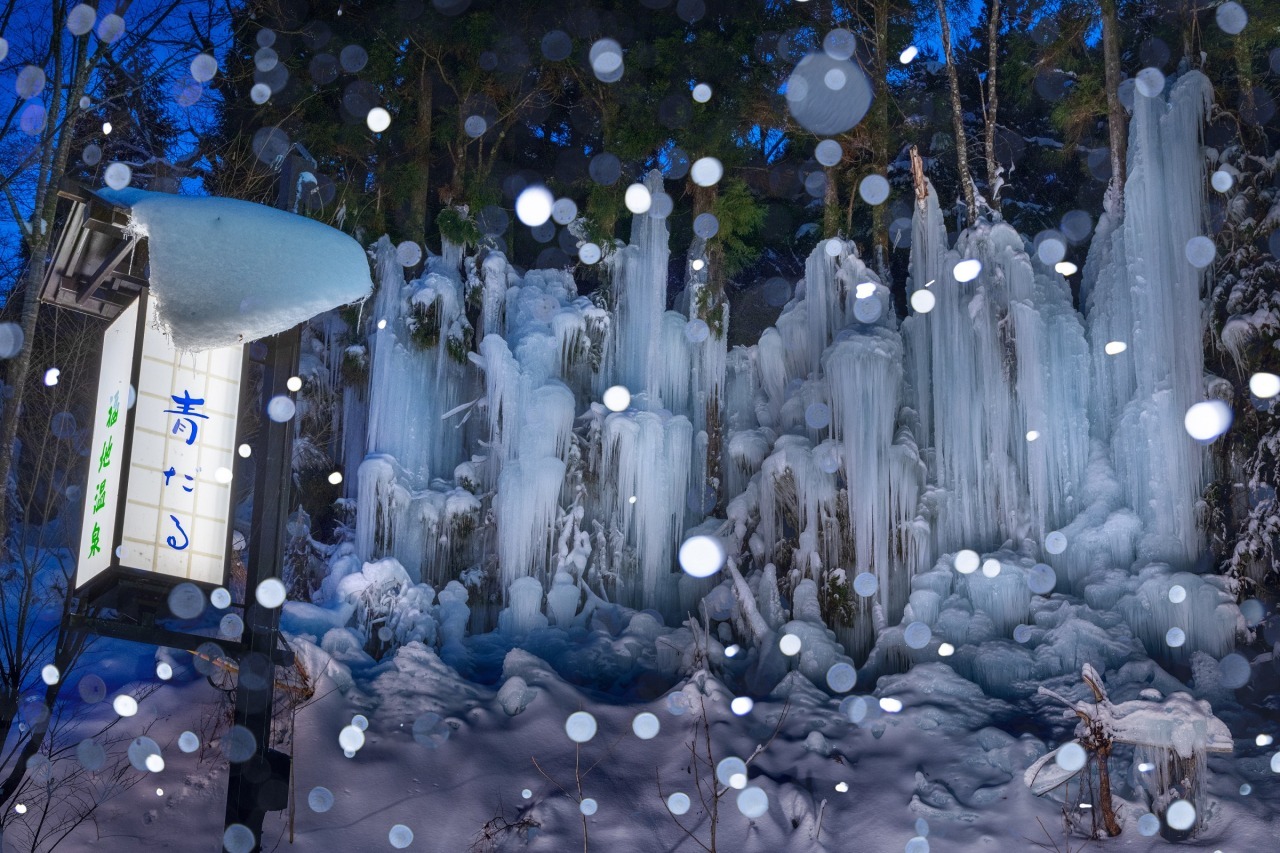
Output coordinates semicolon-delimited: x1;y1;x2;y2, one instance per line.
910;146;928;210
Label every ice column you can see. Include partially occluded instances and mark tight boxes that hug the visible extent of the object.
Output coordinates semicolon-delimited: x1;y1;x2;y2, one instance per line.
601;410;693;618
1082;71;1214;565
610;171;671;405
481;265;588;591
364;239;473;484
825;328;903;609
901;191;1090;554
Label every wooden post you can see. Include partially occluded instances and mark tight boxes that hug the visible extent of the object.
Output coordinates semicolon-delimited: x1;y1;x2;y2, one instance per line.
224;155;308;853
222;328;299;851
910;146;928;210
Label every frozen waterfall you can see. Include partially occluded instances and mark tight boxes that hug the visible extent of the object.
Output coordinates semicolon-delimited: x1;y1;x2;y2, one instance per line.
346;73;1237;679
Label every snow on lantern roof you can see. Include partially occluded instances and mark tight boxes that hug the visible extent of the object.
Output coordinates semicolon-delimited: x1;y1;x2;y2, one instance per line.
99;187;372;351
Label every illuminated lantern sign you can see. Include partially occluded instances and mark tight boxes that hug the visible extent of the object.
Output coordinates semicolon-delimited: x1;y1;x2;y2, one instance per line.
75;291;244;591
76;298;139;588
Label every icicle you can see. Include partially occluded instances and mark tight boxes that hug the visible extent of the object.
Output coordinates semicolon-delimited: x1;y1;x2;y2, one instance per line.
656;311;693;414
478;250;508;342
497;576;548;636
757;436;839;575
364;240;474;485
724;346;758;431
901;186;1093;558
1116;568;1237;663
356;454;398;563
959;556;1031;636
727;429;772;499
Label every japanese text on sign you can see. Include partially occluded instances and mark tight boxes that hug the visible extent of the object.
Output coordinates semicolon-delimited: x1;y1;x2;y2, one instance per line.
76;299;139;589
118;297;243;584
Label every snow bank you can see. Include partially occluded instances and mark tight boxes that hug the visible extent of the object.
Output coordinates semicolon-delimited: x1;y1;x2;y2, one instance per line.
100;188;372;350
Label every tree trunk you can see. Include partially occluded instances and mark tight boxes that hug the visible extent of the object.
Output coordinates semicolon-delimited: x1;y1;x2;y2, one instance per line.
1095;743;1122;836
984;0;1001;212
910;145;928;210
869;0;892;278
691;182;725;307
406;53;433;244
690;180;726;513
705;395;724;515
1180;0;1195;63
935;0;978;223
0;15;94;551
822;165;840;238
1101;0;1126;218
1234;26;1257;139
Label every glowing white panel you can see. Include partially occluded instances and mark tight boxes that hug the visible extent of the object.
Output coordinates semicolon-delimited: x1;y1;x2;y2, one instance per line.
119;297;243;584
76;298;140;589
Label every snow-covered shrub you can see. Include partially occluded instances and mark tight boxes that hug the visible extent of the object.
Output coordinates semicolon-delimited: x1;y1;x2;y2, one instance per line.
1027;664;1231;838
337;558;442;657
341;343;368;386
1203;144;1280;592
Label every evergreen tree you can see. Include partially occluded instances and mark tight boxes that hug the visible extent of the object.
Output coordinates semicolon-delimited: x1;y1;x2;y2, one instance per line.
68;50;180;190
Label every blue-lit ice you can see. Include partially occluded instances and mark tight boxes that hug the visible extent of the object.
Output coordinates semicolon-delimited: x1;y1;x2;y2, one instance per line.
236;58;1267;853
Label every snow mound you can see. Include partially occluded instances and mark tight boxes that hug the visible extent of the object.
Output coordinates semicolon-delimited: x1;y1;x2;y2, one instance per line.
497;675;538;716
367;641;492;722
876;664;1013;734
100;188;372;350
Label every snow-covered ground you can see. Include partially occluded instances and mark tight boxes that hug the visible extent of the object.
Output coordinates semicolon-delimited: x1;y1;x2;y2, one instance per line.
56;621;1280;852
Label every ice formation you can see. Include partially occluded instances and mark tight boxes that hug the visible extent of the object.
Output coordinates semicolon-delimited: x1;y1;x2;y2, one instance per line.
901;187;1090;559
354;174;709;623
328;69;1241;706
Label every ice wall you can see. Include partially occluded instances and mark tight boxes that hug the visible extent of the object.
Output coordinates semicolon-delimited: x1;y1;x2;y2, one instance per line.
480;271;580;589
719;240;927;658
342;72;1232;686
679;237;730;436
856;70;1233;688
355;240;483;585
826;329;905;602
597;408;694;617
